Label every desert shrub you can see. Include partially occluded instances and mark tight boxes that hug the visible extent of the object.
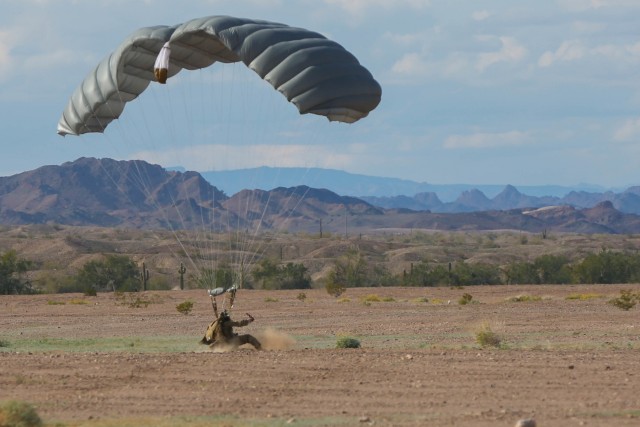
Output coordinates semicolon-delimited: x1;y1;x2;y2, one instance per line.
574;250;640;284
336;336;361;349
0;400;43;427
0;250;35;295
74;254;139;292
475;323;501;348
362;294;381;303
114;292;161;308
403;261;450;286
175;301;194;315
329;249;367;288
566;293;604;300
193;265;234;290
325;280;346;298
296;292;307;301
264;297;279;303
458;293;473;305
0;339;9;348
505;254;571;284
609;290;640;311
252;259;311;290
146;275;172;291
508;295;542;302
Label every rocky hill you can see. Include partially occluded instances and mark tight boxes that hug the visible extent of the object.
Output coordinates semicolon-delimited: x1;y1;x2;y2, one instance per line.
1;158;640;234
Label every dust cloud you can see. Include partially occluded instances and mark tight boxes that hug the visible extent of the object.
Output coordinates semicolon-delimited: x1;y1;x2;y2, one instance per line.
256;328;296;350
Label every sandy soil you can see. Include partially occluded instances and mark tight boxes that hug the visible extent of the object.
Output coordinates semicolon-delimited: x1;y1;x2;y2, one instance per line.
1;285;639;426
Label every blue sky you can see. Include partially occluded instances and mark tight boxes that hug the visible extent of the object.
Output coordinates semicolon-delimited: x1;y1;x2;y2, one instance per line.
1;0;639;188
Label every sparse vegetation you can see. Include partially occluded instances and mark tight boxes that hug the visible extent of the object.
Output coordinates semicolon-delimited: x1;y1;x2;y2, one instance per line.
296;292;307;301
6;227;640;296
114;292;162;308
475;323;502;348
609;290;640;311
0;400;43;427
325;280;346;298
264;297;279;303
75;254;140;293
252;259;311;290
362;294;381;303
507;295;543;302
0;339;9;348
175;301;194;315
336;336;361;349
566;293;604;300
0;250;35;295
458;293;473;305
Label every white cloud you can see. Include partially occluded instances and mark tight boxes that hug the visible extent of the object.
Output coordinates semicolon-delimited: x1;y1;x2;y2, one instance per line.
560;0;640;11
614;117;640;141
129;144;355;171
322;0;431;17
538;40;586;67
476;36;527;71
472;10;491;21
539;39;640;67
391;52;429;76
391;35;526;81
0;31;16;80
443;131;530;149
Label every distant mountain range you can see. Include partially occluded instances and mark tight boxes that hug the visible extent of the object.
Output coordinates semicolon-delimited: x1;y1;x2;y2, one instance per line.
362;184;640;215
2;158;640;234
198;166;640;215
197;166;617;201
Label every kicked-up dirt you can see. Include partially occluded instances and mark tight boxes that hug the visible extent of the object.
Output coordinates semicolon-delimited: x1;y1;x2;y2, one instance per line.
1;285;639;426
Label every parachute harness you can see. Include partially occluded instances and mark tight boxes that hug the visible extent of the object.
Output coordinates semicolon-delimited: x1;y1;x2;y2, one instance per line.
207;284;239;318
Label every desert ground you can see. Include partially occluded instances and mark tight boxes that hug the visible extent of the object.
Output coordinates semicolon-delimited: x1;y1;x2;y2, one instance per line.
1;285;639;427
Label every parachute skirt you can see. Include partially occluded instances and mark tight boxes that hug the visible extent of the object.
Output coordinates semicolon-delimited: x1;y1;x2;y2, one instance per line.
57;15;382;136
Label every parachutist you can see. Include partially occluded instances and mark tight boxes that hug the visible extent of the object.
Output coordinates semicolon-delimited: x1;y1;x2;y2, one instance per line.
200;310;262;351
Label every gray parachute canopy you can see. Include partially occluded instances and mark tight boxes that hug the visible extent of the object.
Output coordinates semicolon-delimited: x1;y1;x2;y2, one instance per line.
57;15;382;136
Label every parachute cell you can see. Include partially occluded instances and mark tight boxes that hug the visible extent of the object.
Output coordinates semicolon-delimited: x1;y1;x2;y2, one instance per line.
57;15;382;136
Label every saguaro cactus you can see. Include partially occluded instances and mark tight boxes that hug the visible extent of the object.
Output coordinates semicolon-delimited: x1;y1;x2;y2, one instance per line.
178;262;187;290
140;262;150;291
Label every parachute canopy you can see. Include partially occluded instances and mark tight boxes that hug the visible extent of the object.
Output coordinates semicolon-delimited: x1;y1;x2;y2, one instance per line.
57;15;382;136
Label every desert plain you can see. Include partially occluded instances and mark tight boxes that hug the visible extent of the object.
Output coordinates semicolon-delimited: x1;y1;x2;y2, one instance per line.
1;284;639;427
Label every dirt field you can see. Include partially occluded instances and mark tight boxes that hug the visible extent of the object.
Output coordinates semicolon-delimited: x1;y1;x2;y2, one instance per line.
1;285;639;427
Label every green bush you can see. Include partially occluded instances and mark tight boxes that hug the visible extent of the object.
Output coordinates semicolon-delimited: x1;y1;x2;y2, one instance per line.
336;336;361;349
74;254;139;292
475;324;501;348
609;290;639;311
458;293;473;305
0;400;43;427
252;259;311;290
175;301;194;315
0;250;35;295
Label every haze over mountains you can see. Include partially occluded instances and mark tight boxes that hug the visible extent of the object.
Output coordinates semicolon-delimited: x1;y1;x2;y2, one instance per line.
2;158;640;234
198;166;616;201
200;166;640;215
